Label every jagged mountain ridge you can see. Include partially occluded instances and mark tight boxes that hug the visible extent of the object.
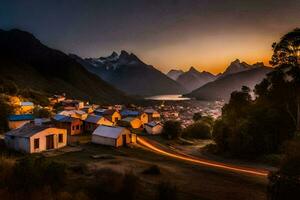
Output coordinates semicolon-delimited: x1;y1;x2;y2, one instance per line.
0;29;129;103
72;51;187;96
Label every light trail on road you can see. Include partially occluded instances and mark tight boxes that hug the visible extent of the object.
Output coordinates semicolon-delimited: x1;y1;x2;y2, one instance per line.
137;137;269;177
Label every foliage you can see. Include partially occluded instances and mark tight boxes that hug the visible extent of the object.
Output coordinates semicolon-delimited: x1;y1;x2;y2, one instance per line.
267;139;300;200
0;95;14;133
193;112;202;121
182;121;212;139
212;29;300;158
33;107;52;118
162;120;182;140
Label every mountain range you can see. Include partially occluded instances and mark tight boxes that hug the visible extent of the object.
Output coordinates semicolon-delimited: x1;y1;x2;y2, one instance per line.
185;65;272;101
0;29;129;103
72;51;187;97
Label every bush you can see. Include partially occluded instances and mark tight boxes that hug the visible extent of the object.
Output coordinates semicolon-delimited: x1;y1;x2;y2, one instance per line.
267;139;300;200
162;120;182;140
182;121;212;139
33;107;52;118
156;181;178;200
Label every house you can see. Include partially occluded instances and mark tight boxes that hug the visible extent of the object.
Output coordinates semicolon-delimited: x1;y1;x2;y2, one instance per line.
53;115;83;135
121;109;148;124
84;114;113;132
144;121;163;135
118;117;142;129
20;102;34;113
8;114;34;129
92;125;133;147
62;99;84;110
95;109;121;124
5;123;67;153
58;110;88;120
49;95;66;104
144;108;160;122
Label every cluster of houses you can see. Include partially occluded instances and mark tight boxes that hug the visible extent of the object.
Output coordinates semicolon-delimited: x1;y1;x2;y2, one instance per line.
4;96;163;153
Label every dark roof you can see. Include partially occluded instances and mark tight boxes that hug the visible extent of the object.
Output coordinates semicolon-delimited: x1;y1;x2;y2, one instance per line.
120;110;140;117
145;121;161;127
5;123;51;138
85;115;102;123
8;114;34;121
53;114;78;123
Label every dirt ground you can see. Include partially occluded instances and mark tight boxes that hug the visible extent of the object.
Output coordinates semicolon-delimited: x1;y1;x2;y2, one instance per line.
48;143;268;200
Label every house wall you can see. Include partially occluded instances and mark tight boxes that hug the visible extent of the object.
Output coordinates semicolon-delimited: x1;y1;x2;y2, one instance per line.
130;118;142;129
92;135;116;146
111;112;121;123
20;105;34;114
5;128;67;153
140;113;148;124
8;120;31;130
145;125;163;135
29;128;67;153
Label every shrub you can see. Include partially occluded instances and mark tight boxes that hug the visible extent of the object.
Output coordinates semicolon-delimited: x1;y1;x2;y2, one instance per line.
162;120;182;140
182;121;212;139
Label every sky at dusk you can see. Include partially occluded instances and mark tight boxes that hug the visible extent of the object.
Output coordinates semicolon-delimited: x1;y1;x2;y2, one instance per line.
1;0;300;74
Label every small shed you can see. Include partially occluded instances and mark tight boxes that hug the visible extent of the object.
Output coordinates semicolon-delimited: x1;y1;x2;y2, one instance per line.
8;114;34;129
144;121;163;135
53;115;83;135
5;123;67;153
92;126;131;147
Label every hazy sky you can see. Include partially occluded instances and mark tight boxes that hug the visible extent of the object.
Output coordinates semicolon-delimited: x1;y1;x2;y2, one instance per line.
1;0;300;74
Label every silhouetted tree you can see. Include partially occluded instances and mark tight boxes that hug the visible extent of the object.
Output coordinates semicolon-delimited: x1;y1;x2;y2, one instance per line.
162;120;182;140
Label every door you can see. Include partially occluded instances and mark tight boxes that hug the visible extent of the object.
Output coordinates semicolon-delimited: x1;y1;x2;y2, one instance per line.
46;135;54;150
122;135;127;146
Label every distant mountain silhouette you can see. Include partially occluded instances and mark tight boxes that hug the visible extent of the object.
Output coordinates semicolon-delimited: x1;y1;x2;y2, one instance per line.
0;29;129;103
166;69;184;80
72;51;187;96
176;67;216;92
186;62;272;101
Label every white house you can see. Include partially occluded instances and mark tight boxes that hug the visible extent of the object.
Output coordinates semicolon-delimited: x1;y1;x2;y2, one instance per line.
144;121;163;135
5;123;67;153
92;125;132;147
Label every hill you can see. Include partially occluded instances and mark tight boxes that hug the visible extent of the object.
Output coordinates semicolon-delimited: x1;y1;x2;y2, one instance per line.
0;29;129;104
72;51;187;96
186;66;272;101
176;67;216;92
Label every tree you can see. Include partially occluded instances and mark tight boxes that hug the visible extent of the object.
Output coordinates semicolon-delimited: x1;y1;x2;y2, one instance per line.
193;112;202;121
161;120;182;140
0;95;14;133
269;28;300;134
182;121;211;139
268;139;300;200
33;107;52;118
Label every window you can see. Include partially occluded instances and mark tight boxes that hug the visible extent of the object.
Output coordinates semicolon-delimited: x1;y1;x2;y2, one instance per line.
58;134;63;143
76;125;79;130
34;138;39;149
72;126;75;130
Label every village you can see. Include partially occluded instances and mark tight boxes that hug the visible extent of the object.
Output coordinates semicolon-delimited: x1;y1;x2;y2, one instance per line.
3;93;224;154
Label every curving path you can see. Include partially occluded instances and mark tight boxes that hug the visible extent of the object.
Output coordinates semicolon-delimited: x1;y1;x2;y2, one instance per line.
137;136;269;177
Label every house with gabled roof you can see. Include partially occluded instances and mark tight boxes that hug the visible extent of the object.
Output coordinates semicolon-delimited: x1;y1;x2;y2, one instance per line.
92;125;132;147
8;114;34;129
118;117;142;129
53;114;83;135
84;114;113;132
5;123;67;153
144;121;163;135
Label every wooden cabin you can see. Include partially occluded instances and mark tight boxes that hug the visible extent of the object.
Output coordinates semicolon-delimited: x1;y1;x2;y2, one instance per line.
144;121;163;135
84;115;113;132
92;126;132;147
5;124;67;153
53;115;83;135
